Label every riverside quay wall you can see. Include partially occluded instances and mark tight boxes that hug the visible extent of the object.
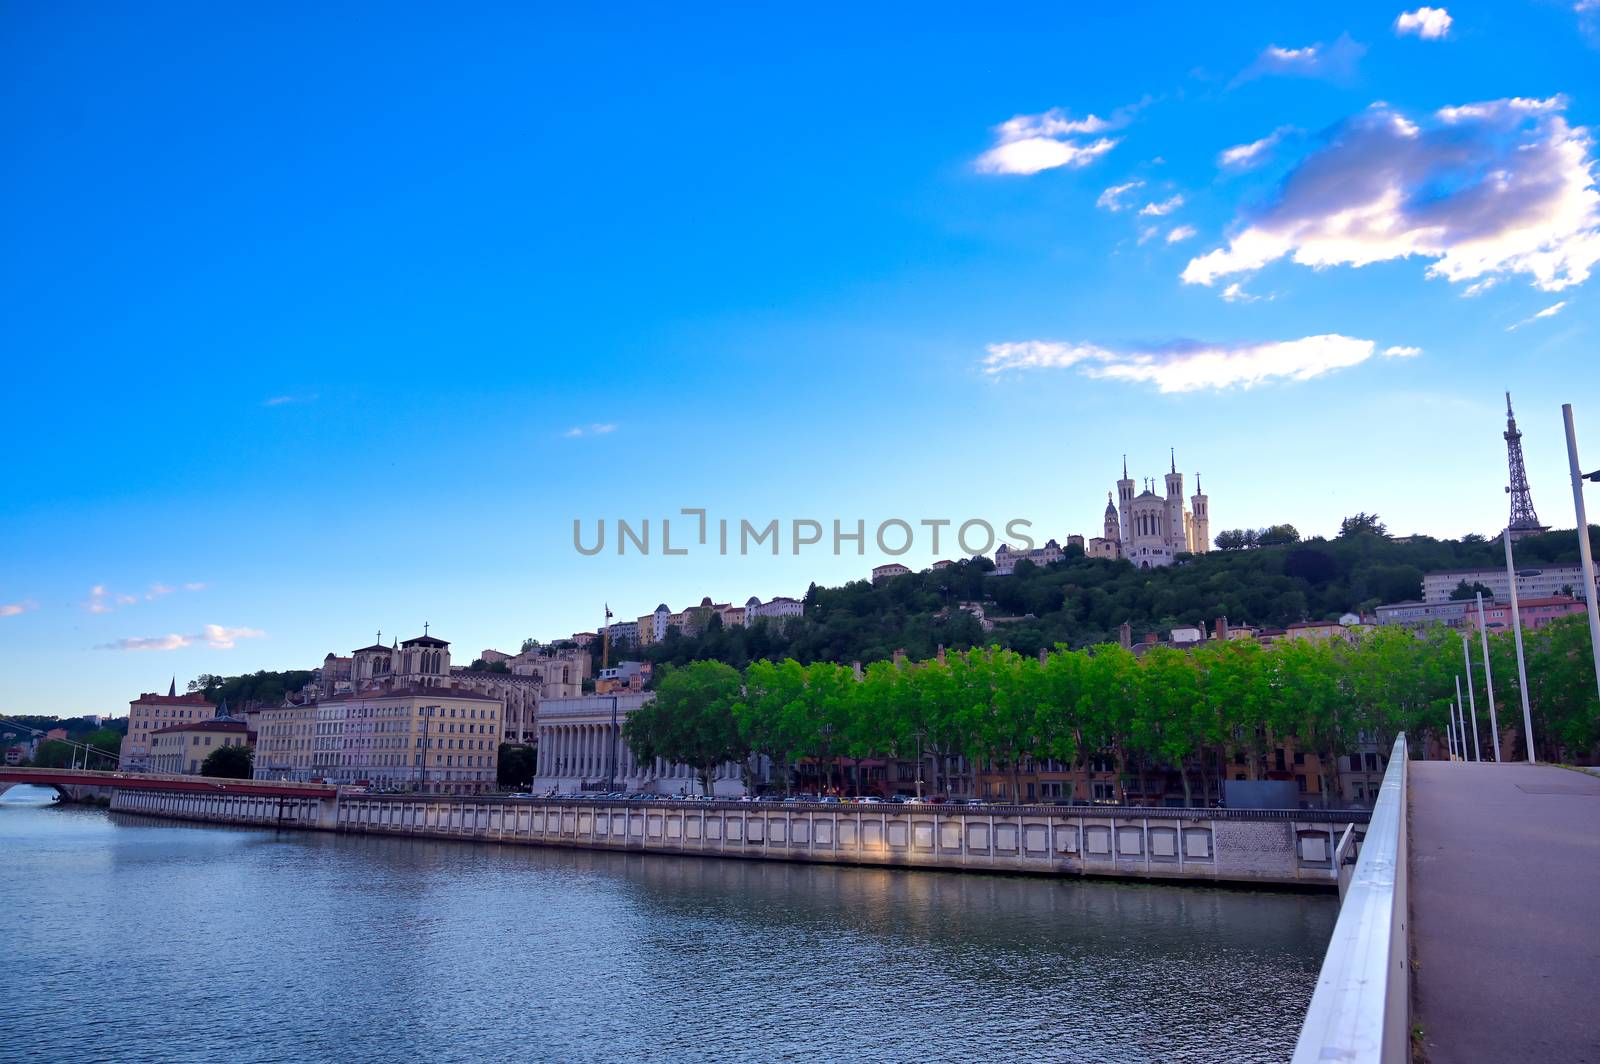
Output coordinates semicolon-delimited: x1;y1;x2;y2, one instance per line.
109;789;1368;888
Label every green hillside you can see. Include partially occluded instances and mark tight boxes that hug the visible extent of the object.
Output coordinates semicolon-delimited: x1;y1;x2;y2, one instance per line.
634;522;1599;670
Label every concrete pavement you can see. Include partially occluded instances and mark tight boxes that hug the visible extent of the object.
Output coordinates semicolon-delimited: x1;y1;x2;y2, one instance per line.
1409;761;1600;1063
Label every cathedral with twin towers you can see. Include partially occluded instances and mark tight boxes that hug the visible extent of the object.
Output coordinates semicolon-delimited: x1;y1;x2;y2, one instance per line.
1087;451;1210;569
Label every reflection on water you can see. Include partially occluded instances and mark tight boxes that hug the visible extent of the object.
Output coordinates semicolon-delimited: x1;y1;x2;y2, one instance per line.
0;803;1333;1063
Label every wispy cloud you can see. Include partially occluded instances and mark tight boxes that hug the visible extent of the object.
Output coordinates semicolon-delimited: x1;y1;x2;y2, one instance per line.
83;585;138;614
97;624;266;652
86;582;207;611
264;394;318;407
1233;34;1366;86
2;600;38;618
981;334;1380;393
1183;97;1600;294
1383;345;1423;357
1097;180;1146;212
1166;225;1198;244
1507;301;1569;330
975;102;1146;176
1221;282;1262;303
1218;127;1294;170
563;423;618;439
1138;194;1185;217
1395;7;1453;39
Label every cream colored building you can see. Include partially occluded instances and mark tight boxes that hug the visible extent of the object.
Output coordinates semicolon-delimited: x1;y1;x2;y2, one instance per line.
119;690;217;770
256;685;501;794
1090;455;1212;568
147;719;251;775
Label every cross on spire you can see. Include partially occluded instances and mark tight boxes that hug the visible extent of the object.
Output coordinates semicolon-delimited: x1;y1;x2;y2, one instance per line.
1170;447;1176;474
423;621;430;635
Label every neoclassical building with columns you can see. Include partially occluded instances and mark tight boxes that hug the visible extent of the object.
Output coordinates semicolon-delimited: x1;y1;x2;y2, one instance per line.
531;692;757;797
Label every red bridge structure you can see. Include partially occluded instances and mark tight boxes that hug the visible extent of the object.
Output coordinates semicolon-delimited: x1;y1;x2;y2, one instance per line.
0;766;336;800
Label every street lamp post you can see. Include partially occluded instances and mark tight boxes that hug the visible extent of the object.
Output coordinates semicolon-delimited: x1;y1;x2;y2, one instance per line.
1502;529;1538;762
1474;592;1502;761
1562;403;1600;705
1459;639;1481;760
1455;674;1478;761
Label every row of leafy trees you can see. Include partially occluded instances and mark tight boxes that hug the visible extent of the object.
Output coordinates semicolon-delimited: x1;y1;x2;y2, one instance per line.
622;617;1600;800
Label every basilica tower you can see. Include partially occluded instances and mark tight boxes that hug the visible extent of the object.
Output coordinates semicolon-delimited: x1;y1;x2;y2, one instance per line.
1189;473;1210;554
1163;449;1186;554
1116;456;1135;553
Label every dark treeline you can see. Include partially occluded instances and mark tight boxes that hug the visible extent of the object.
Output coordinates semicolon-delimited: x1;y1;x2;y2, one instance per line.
631;524;1599;672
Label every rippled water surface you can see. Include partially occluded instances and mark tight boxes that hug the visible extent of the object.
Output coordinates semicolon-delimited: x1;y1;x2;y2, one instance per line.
0;792;1333;1063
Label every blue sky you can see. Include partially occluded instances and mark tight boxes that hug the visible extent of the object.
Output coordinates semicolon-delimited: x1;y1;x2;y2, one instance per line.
4;2;1598;716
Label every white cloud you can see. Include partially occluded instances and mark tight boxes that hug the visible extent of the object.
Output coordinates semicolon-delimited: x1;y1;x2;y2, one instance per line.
83;585;138;614
146;583;175;600
982;334;1379;393
1139;194;1184;217
976;103;1147;175
1097;180;1145;211
1218;127;1294;170
2;600;37;617
1234;34;1366;85
1507;301;1569;330
264;394;317;407
1137;226;1161;245
1395;7;1453;39
97;624;266;652
1221;282;1260;303
1166;225;1198;244
183;582;207;592
563;423;618;439
1182;97;1600;294
1383;345;1423;357
977;135;1117;176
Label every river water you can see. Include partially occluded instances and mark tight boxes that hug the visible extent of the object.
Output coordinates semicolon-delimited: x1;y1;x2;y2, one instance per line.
0;788;1334;1063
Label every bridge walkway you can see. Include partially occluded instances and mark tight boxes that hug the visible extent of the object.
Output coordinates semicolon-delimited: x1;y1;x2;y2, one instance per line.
1409;761;1600;1063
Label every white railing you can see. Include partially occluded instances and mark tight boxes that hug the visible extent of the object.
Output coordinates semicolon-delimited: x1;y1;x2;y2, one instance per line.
1292;733;1409;1064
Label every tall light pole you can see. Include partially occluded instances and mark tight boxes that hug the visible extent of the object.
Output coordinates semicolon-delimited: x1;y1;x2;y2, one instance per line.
1474;592;1502;761
1562;403;1600;705
1454;698;1469;762
1502;529;1538;762
1459;639;1481;760
1455;674;1478;761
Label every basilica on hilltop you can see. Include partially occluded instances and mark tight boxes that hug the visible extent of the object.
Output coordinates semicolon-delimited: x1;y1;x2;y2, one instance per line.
1087;452;1210;569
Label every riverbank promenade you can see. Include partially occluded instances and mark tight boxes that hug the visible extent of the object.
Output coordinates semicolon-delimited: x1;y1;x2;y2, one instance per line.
1409;761;1600;1063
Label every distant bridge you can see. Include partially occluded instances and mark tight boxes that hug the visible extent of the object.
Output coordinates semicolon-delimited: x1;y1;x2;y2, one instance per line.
0;766;337;800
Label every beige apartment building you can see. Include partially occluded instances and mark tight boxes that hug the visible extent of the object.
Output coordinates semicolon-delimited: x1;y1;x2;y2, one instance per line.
255;685;502;795
119;691;217;770
146;719;252;775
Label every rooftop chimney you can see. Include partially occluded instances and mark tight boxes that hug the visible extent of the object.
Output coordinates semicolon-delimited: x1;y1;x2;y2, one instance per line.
1118;622;1133;649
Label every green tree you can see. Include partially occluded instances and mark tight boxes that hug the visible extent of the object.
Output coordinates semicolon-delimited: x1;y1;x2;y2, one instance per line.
1258;524;1301;547
623;661;747;795
497;744;536;789
201;744;253;779
1338;512;1389;538
31;739;75;768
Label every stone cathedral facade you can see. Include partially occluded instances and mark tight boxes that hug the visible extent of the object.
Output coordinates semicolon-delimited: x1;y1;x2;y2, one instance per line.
1087;453;1210;568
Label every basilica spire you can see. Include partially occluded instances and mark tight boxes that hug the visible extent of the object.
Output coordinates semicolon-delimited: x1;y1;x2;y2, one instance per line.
1170;447;1176;474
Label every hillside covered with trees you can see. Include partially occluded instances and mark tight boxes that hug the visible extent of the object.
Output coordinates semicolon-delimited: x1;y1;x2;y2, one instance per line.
633;521;1599;671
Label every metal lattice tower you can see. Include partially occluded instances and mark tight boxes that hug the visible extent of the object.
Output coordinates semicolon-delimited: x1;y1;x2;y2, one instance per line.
1503;392;1548;538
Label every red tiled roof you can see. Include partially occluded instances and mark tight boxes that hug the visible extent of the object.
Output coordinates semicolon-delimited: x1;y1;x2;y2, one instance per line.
132;693;215;707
